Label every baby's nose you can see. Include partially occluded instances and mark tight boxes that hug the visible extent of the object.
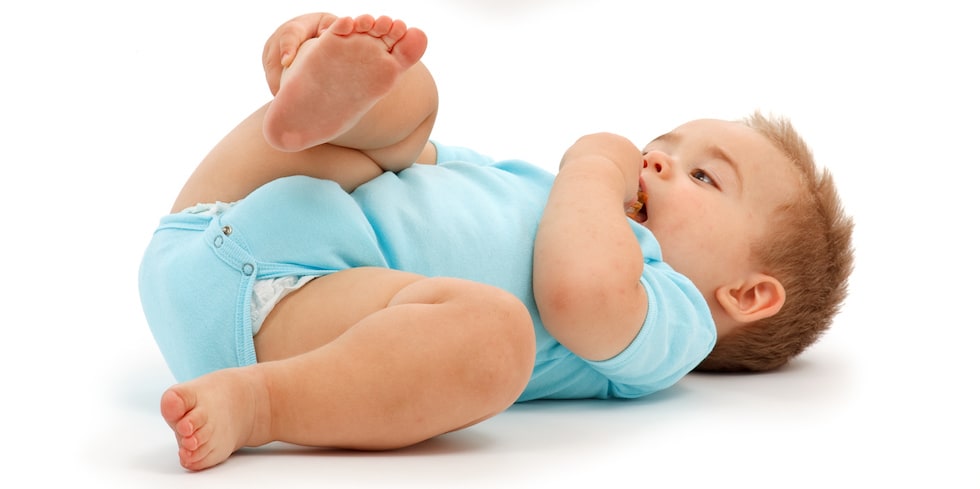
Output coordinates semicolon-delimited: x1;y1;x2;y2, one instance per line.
644;151;672;177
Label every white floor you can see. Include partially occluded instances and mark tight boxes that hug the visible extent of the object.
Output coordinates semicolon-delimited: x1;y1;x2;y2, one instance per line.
3;0;977;487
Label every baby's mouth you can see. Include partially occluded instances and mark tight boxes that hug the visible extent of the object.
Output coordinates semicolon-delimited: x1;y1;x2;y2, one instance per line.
626;190;648;223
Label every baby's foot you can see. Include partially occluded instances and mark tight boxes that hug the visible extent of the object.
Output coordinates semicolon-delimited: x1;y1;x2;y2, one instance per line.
160;368;271;471
263;14;428;152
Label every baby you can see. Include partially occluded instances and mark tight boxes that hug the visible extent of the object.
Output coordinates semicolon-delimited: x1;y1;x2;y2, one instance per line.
138;13;854;471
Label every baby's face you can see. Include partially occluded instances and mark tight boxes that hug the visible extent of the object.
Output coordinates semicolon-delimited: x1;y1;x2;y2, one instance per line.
632;119;799;310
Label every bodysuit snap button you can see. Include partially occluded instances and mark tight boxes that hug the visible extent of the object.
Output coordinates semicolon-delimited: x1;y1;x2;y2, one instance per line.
213;236;224;248
242;263;255;276
222;225;233;236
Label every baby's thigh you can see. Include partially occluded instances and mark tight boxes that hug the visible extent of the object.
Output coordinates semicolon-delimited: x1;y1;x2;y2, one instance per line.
254;267;424;362
171;105;382;213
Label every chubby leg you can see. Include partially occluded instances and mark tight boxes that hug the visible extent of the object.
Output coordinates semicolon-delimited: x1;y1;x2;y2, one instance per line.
170;14;437;212
160;269;536;471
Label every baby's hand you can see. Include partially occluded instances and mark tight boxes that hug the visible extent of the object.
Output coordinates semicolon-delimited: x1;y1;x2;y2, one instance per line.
560;133;643;206
261;13;339;95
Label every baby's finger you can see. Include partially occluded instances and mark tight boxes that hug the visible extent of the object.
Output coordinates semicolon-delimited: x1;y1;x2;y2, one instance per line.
276;25;311;68
262;17;319;95
263;53;284;96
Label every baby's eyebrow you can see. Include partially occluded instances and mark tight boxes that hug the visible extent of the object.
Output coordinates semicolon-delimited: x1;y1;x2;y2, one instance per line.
707;143;744;193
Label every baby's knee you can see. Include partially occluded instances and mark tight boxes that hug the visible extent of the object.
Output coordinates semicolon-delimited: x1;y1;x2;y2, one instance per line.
392;276;535;406
446;280;536;404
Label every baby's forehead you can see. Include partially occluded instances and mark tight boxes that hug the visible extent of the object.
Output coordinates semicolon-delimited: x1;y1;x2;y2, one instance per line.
644;119;731;148
646;119;755;147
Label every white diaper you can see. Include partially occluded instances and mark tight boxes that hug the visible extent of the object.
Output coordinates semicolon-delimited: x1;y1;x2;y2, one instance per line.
182;201;316;335
183;201;236;216
250;275;316;334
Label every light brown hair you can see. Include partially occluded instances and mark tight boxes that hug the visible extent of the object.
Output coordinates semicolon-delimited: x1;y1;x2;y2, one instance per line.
696;112;855;372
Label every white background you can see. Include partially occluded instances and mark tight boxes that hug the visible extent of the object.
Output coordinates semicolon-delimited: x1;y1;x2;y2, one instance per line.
1;0;977;487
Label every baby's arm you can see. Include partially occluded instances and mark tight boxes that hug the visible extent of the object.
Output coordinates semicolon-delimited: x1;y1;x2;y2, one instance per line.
533;133;649;361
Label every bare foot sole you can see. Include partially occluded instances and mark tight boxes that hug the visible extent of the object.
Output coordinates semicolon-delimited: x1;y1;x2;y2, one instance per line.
160;368;270;471
264;14;428;152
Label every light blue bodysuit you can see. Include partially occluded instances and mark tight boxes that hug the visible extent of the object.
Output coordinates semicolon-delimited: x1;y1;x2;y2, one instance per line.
138;142;716;401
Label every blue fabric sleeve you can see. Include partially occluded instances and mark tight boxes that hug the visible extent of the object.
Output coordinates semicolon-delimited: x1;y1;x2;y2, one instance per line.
585;221;717;398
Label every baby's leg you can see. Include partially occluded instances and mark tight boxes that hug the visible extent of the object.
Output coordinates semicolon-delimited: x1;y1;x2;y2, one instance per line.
169;14;437;213
160;268;535;471
264;14;429;154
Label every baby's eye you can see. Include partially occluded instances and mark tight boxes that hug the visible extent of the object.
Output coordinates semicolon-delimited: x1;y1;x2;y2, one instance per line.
691;169;715;186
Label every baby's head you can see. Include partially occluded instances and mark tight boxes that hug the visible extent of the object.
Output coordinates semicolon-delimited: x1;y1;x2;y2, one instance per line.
634;112;854;372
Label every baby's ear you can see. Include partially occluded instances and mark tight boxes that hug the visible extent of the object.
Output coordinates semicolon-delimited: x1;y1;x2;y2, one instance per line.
715;274;785;324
